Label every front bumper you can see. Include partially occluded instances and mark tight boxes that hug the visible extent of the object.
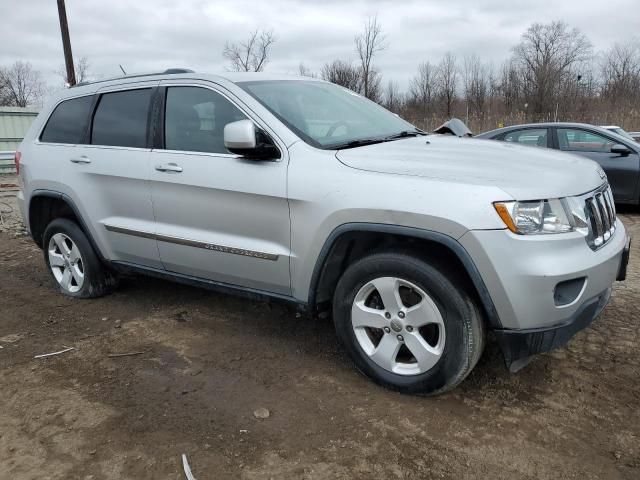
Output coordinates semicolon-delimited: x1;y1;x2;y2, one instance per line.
460;221;629;366
494;287;611;371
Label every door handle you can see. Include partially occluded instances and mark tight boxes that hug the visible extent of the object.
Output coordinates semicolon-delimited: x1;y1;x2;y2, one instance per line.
70;156;91;164
155;163;183;173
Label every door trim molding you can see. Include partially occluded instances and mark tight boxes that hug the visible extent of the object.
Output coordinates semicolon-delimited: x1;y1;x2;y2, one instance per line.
104;224;279;261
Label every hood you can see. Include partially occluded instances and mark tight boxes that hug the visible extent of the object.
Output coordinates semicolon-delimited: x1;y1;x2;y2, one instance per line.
336;135;606;200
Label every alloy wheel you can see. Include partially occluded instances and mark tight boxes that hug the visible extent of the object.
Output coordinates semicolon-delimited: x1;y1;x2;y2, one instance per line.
48;233;84;293
351;277;445;375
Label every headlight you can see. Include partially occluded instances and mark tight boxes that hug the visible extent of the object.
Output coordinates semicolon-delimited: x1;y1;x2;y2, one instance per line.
494;199;577;235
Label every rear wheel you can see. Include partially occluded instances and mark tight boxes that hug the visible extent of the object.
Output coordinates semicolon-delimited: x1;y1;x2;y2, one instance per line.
333;252;484;395
43;218;115;298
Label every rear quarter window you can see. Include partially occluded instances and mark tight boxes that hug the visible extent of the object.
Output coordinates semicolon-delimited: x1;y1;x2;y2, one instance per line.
40;95;94;144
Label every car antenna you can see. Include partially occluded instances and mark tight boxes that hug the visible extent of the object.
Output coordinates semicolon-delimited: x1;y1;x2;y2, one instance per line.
119;64;127;76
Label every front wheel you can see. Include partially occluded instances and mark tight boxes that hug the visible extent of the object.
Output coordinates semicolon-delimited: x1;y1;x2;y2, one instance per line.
333;252;484;395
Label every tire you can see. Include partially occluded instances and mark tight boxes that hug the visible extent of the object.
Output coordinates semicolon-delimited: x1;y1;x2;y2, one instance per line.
42;218;115;298
333;251;485;395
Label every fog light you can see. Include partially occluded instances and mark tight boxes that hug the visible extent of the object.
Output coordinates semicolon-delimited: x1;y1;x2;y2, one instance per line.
554;277;586;306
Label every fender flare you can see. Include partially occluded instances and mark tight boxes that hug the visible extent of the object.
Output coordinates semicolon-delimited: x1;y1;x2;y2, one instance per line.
308;222;502;329
29;189;107;262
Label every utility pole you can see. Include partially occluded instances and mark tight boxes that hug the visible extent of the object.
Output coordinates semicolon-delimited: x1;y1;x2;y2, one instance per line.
56;0;76;86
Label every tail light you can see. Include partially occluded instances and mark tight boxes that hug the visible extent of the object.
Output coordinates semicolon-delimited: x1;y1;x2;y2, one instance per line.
14;151;21;174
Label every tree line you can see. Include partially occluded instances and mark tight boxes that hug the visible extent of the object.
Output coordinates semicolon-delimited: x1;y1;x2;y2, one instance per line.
223;18;639;131
0;56;90;107
2;19;639;132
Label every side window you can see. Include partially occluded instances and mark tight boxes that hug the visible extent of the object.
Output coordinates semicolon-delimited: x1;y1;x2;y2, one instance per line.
40;96;93;144
164;86;247;154
503;129;548;148
557;128;615;153
91;89;151;148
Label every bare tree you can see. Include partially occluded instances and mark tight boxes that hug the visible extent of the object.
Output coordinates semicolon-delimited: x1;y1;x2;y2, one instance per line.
600;40;640;108
75;56;91;83
355;15;386;100
463;54;489;116
298;63;316;78
513;21;592;116
437;52;458;117
486;64;500;115
223;29;276;72
321;60;361;91
365;69;384;104
0;61;45;107
406;61;436;125
499;59;522;114
409;61;436;106
57;56;91;85
383;79;402;112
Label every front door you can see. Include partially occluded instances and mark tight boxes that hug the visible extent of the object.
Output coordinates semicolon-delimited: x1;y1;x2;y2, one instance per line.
149;83;291;295
555;127;640;202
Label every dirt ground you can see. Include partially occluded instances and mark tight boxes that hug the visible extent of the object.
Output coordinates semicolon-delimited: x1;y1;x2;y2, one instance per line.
1;173;638;480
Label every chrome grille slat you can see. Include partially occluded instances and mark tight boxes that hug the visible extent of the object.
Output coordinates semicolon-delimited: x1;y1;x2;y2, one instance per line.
584;185;616;250
603;193;614;234
589;197;604;238
598;194;610;234
605;188;616;228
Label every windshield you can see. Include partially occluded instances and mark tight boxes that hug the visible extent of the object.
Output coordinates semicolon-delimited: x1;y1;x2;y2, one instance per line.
239;80;418;149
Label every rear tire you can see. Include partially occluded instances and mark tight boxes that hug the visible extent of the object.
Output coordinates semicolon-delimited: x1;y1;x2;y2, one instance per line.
333;252;484;395
43;218;115;298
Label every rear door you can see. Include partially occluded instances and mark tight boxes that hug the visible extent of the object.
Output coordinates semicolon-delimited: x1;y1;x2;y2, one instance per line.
555;127;640;202
64;82;162;268
148;81;291;295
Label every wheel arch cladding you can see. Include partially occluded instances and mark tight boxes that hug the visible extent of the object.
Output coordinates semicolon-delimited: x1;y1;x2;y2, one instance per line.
28;190;104;261
309;223;502;329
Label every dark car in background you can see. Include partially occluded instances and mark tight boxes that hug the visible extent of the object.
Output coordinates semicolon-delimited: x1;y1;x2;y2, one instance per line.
477;122;640;204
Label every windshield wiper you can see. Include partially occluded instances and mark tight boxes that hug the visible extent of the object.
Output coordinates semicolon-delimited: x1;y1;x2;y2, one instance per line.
330;130;427;150
383;129;428;141
330;138;388;150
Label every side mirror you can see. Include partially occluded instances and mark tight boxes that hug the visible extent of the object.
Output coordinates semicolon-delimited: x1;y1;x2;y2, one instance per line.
611;144;631;156
224;120;280;160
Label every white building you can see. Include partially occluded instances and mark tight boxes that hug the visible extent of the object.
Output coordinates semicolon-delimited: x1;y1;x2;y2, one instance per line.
0;106;39;173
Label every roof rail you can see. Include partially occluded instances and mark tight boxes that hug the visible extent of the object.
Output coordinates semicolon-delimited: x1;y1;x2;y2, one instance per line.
72;68;195;88
162;68;194;74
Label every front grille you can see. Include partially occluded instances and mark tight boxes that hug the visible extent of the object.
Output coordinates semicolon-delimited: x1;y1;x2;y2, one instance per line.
585;185;616;249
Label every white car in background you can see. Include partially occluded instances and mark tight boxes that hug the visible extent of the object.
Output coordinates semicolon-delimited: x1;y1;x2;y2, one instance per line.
601;125;638;143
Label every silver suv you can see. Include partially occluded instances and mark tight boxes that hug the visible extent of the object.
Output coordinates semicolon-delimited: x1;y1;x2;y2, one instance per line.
16;70;630;394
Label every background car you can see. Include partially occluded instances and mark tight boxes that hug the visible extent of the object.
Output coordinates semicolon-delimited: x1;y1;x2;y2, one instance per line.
477;122;640;204
601;125;638;143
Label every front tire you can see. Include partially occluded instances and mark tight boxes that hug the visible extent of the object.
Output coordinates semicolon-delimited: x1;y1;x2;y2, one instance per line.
333;252;484;395
43;218;115;298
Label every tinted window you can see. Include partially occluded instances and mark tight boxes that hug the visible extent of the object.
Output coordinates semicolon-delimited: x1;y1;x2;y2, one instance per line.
40;96;93;144
558;128;615;153
503;128;548;148
164;87;247;154
91;89;151;148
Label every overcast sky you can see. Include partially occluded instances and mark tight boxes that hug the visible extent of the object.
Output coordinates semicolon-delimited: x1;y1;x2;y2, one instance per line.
2;0;638;91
